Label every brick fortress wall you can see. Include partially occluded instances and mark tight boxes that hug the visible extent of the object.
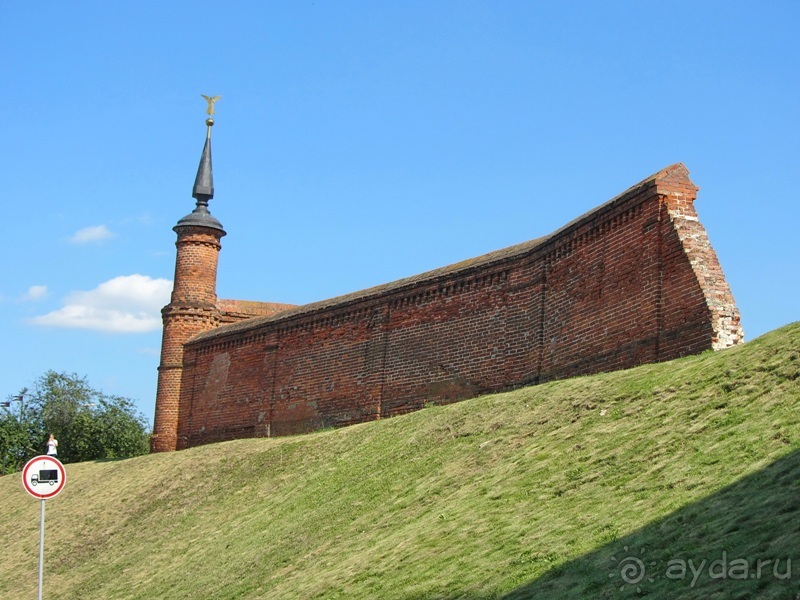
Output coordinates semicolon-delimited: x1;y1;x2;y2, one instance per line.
171;164;742;449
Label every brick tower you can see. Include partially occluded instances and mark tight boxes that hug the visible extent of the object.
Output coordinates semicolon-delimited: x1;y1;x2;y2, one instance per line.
151;114;226;452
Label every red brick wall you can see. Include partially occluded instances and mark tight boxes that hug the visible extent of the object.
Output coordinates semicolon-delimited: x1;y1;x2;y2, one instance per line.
217;299;297;324
169;164;743;449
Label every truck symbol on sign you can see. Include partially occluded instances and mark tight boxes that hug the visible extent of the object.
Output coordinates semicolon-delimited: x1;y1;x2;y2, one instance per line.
31;469;59;486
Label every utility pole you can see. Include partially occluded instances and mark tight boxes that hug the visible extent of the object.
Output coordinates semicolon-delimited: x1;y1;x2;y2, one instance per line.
2;388;27;418
16;388;27;420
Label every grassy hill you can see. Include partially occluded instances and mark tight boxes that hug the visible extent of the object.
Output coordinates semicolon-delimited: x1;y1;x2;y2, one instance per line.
1;323;799;600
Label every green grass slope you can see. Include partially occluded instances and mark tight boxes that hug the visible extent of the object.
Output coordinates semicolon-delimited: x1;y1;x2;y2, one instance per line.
1;323;799;600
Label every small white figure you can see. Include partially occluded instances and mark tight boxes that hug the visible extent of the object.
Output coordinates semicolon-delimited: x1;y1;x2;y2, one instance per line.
46;434;58;456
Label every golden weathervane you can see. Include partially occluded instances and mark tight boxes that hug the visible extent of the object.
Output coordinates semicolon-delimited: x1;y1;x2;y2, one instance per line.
201;94;221;116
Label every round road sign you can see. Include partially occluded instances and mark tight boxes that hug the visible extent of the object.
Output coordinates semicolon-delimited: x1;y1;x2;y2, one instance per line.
21;456;66;500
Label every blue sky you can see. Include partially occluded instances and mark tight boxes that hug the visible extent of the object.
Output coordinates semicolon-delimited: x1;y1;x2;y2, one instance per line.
2;1;798;426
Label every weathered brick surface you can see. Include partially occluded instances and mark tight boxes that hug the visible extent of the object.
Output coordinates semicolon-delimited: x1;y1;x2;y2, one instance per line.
155;164;743;451
217;299;297;324
151;224;225;452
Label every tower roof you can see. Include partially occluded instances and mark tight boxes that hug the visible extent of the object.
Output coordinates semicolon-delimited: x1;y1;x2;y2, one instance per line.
175;116;225;233
192;121;214;200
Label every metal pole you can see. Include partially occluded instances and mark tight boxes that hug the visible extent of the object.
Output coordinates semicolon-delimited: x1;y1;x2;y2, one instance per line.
38;499;45;600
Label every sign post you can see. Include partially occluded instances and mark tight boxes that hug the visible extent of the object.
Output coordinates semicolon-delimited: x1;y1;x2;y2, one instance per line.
21;456;66;600
38;498;45;600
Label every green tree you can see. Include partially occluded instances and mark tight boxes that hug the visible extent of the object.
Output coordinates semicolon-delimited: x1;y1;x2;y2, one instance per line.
0;395;44;474
1;371;150;471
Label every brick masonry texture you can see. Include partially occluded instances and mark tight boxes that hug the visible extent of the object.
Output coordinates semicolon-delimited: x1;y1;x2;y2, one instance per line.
151;224;225;452
153;164;743;451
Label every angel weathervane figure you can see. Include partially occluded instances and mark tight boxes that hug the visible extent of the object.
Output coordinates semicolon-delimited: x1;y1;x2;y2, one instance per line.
201;94;221;116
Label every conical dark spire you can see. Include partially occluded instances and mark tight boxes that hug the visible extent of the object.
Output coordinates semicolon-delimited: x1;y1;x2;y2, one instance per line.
192;122;214;200
175;117;225;232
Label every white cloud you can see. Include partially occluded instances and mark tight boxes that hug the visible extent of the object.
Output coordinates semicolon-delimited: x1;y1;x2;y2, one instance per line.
22;285;48;301
137;347;162;357
69;225;115;244
29;275;172;333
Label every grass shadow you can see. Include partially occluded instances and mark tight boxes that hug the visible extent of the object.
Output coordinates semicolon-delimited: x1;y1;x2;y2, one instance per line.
501;448;800;599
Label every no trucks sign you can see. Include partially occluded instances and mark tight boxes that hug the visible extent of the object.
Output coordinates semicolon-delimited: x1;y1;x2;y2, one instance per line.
21;455;67;599
21;455;66;500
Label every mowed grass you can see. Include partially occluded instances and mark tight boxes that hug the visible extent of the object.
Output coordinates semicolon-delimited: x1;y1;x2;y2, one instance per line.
1;323;798;599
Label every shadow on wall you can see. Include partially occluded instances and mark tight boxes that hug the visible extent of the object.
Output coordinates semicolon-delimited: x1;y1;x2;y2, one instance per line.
501;449;800;600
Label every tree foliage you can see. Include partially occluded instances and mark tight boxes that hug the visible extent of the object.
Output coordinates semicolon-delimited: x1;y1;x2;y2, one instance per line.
0;396;42;474
1;371;150;473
